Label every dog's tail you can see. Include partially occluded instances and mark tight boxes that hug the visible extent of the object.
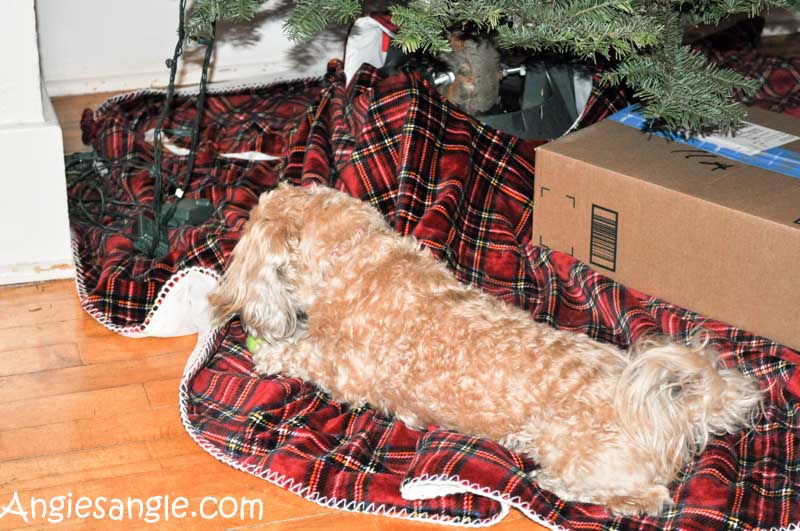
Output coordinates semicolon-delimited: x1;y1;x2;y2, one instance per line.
614;331;762;479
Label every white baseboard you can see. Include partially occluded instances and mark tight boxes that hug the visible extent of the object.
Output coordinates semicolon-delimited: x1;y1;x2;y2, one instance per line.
45;60;330;97
0;260;75;286
0;86;72;281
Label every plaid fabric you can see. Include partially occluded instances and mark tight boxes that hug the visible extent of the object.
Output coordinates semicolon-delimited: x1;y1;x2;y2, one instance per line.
70;45;799;530
710;50;800;118
181;63;799;530
71;77;327;332
694;17;800;118
69;65;629;333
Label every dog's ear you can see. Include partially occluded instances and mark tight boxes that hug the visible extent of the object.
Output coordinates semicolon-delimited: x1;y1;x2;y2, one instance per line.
207;199;301;341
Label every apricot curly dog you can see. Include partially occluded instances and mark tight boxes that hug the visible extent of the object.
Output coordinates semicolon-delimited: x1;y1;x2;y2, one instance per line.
208;183;761;515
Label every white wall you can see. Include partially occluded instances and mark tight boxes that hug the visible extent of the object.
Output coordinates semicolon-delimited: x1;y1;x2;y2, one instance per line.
37;0;345;96
0;0;72;284
1;2;44;123
35;3;800;98
0;0;343;285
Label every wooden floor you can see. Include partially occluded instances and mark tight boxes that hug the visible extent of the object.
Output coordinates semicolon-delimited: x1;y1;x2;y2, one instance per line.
0;280;547;530
54;91;125;155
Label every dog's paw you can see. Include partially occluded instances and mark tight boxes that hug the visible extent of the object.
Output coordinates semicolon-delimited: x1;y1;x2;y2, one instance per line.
253;357;284;376
605;485;673;517
251;344;286;375
394;408;423;430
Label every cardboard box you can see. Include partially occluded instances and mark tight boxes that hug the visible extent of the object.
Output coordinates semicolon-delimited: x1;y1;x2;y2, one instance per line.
534;107;800;351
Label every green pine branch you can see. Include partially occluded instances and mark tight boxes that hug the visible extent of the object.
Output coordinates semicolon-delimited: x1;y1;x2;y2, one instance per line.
283;0;362;41
603;46;760;132
674;0;800;25
600;16;761;133
186;0;263;38
495;2;662;61
187;0;798;133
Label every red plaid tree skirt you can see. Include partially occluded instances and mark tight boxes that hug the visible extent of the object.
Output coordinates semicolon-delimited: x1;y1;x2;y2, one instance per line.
695;17;800;119
73;77;326;334
73;59;800;529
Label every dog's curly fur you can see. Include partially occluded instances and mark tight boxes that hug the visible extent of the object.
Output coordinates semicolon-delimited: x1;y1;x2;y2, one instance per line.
208;183;762;516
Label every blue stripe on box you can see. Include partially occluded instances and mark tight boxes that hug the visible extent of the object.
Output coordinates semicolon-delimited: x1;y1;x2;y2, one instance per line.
607;106;800;179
